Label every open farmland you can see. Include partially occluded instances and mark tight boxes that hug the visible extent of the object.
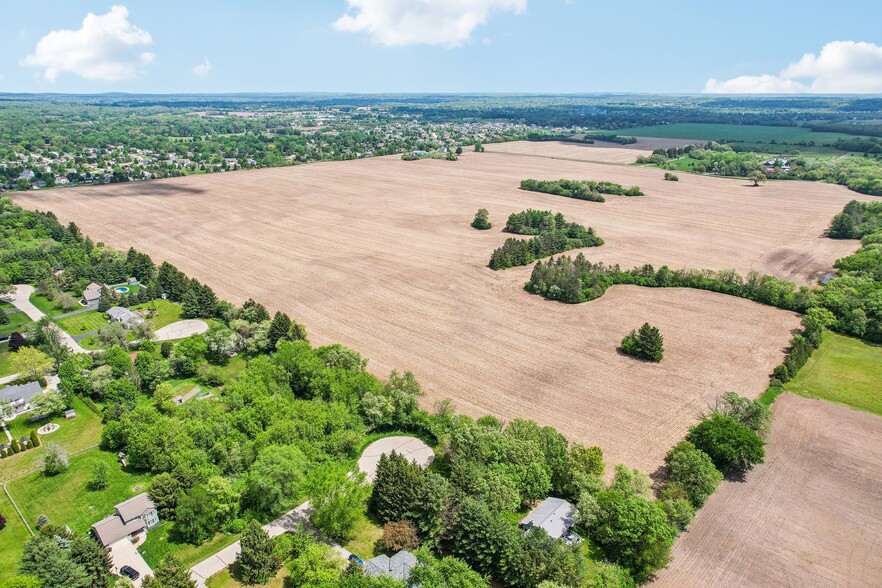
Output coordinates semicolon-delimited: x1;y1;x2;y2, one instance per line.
13;148;864;473
652;393;882;587
484;138;697;164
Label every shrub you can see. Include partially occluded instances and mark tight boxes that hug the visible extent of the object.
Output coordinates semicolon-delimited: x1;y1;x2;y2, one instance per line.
42;442;70;476
471;209;492;230
620;323;664;362
663;172;679;181
0;511;6;530
87;460;110;491
197;364;227;387
381;520;420;551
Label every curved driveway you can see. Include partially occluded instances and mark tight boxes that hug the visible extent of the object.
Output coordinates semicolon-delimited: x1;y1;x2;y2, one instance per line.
7;285;88;354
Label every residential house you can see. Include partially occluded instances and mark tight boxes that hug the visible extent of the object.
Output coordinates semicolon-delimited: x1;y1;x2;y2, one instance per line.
363;550;418;582
106;306;144;329
0;381;43;419
519;497;581;545
83;282;104;306
18;170;35;180
91;493;159;548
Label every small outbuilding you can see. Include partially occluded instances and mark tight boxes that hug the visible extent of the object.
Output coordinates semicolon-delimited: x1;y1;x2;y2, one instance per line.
64;409;77;419
519;497;581;545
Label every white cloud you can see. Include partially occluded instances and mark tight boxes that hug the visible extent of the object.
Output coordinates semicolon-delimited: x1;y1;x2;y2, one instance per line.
332;0;527;48
192;57;212;77
705;41;882;94
22;5;154;83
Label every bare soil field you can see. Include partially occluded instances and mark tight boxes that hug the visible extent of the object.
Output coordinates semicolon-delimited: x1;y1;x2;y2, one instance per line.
13;149;862;472
652;393;882;587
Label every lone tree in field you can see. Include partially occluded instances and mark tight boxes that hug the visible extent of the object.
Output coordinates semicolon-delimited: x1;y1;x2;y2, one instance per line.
620;323;664;362
747;170;766;187
236;520;279;585
663;172;679;181
471;209;492;230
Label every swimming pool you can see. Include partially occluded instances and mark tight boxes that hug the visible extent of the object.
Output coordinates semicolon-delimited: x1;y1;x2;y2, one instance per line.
114;286;129;293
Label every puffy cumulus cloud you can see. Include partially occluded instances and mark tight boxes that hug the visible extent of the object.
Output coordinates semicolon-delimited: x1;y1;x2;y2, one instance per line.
332;0;527;47
22;5;154;83
705;41;882;94
192;58;212;77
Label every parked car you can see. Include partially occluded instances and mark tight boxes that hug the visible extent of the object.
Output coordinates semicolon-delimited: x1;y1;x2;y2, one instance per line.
120;565;140;580
348;554;364;566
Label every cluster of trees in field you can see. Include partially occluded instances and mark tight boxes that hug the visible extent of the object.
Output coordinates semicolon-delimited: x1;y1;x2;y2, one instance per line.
520;179;643;202
471;208;492;230
489;211;603;270
620;323;664;362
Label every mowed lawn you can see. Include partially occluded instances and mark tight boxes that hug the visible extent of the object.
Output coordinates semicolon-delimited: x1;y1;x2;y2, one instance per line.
132;299;182;329
55;310;109;336
0;311;34;337
785;332;882;416
1;397;103;480
28;292;69;317
0;491;32;580
7;450;152;536
139;523;242;569
0;342;15;377
614;123;871;145
206;564;288;588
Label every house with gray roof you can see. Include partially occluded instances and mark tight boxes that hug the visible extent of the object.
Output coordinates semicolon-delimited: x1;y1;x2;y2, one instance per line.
363;550;418;582
0;381;43;419
519;497;581;545
83;282;104;306
106;306;144;329
91;493;159;548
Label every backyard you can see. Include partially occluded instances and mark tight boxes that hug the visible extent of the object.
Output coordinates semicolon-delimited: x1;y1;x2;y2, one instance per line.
132;299;182;330
0;342;15;377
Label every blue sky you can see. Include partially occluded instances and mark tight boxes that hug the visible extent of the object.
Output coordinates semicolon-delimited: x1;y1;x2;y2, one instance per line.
1;0;881;94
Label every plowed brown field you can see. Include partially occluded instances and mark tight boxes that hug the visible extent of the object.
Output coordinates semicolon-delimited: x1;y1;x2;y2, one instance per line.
14;148;862;473
652;393;882;587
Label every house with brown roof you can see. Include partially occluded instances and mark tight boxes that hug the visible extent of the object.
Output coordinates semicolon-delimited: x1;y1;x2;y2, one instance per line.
91;493;159;548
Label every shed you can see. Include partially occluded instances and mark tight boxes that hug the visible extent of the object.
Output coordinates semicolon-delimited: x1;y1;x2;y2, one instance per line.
64;409;77;419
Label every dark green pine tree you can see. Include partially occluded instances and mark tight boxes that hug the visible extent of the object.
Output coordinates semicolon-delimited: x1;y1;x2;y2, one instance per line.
69;535;112;588
370;451;426;523
180;289;201;318
637;323;664;362
142;555;196;588
267;312;292;349
97;286;114;312
236;520;279;585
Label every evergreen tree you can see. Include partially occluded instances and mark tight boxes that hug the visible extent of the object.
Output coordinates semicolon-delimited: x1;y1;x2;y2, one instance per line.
0;312;9;326
370;451;426;523
142;555;196;588
180;289;201;319
97;287;114;312
69;535;112;588
236;520;279;585
30;430;41;448
267;312;292;349
620;323;664;362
